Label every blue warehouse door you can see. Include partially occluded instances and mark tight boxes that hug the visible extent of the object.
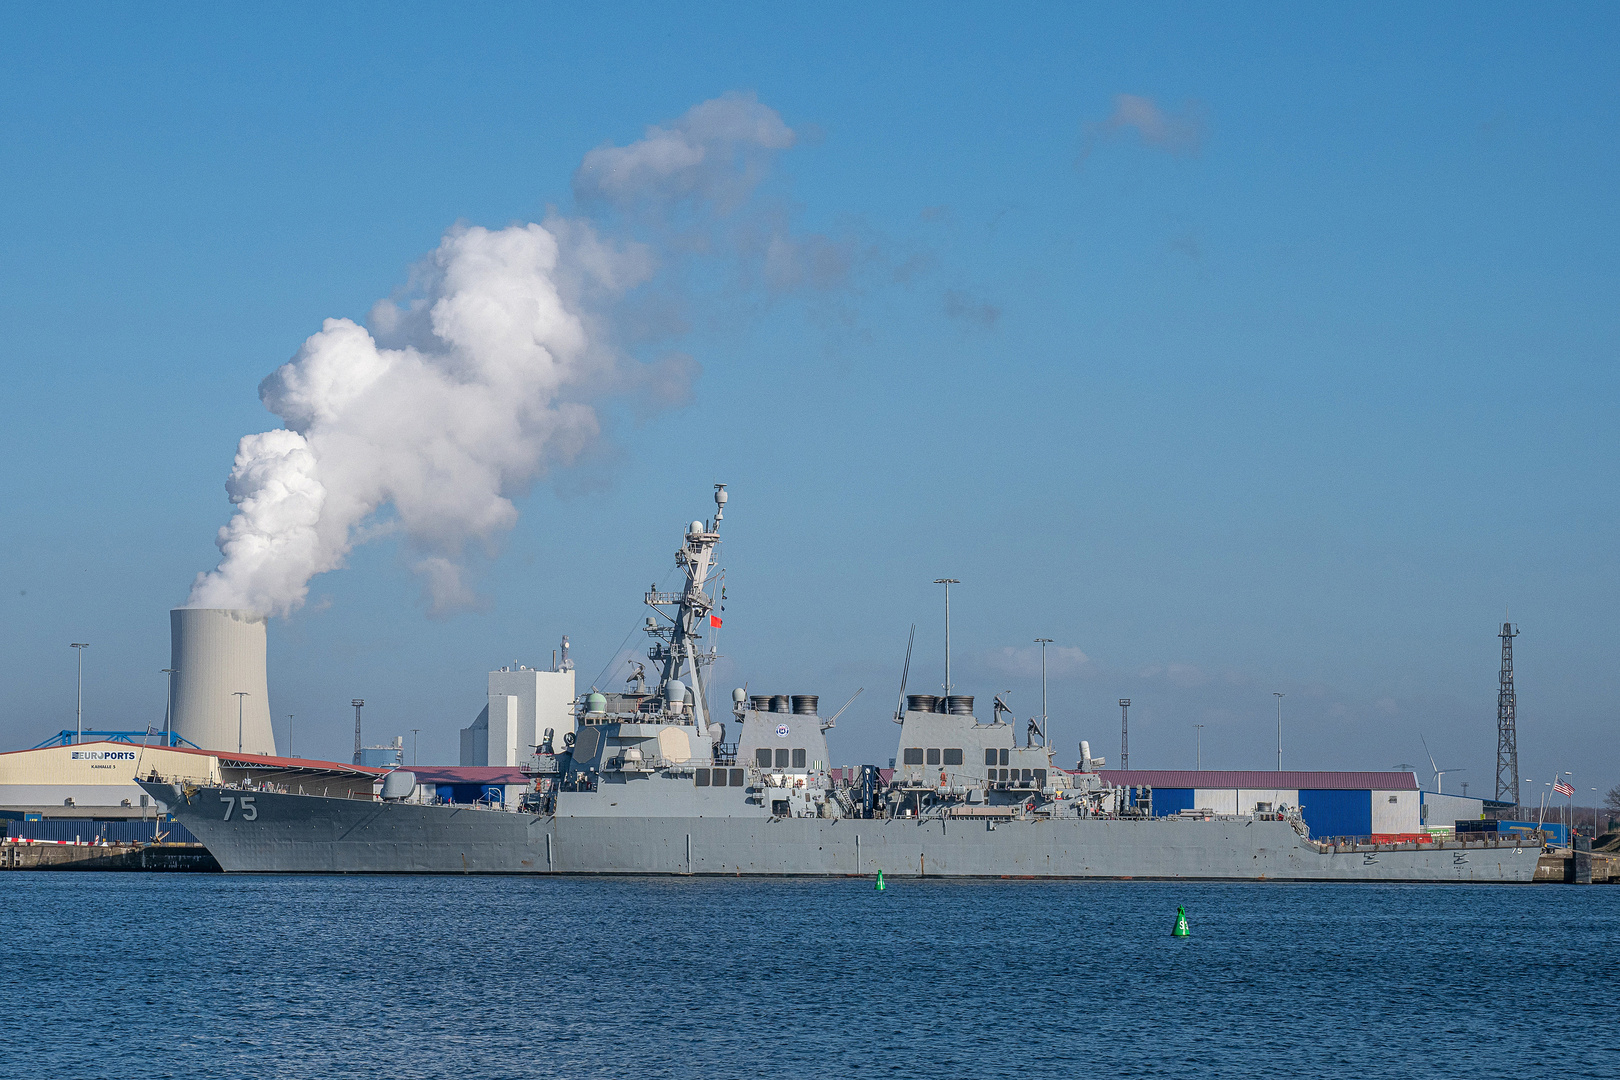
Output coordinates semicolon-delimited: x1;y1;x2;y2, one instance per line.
1298;789;1372;839
1149;789;1196;815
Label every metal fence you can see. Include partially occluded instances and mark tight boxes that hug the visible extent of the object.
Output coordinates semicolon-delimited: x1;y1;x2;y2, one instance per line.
4;818;200;845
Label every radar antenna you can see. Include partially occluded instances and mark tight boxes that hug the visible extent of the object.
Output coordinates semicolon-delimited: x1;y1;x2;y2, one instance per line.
641;485;727;730
824;687;864;731
892;625;916;724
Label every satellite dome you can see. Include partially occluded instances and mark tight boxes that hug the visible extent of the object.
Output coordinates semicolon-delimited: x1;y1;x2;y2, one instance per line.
380;771;416;800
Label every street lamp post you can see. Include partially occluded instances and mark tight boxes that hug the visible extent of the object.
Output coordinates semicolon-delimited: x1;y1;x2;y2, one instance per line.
233;692;249;754
1034;639;1052;747
1565;771;1574;836
1194;724;1205;770
1274;692;1285;772
287;715;295;759
411;728;421;766
161;668;176;746
933;579;959;695
71;643;89;744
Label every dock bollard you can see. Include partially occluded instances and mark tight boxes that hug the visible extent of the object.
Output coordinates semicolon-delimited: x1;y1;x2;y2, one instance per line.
1172;905;1189;937
876;869;885;891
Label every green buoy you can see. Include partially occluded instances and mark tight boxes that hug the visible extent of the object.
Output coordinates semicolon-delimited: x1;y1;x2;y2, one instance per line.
1172;905;1189;937
876;869;885;891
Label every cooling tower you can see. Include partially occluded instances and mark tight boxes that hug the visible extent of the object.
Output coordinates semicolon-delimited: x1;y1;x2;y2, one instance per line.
169;608;277;756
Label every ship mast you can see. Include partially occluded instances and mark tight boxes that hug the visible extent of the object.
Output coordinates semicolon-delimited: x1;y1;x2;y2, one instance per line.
645;485;727;730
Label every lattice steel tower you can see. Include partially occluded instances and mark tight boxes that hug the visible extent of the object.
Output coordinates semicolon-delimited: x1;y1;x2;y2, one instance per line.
1495;623;1519;805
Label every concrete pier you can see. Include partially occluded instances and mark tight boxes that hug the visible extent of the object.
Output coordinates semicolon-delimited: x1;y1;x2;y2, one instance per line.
1;840;219;872
1534;844;1616;883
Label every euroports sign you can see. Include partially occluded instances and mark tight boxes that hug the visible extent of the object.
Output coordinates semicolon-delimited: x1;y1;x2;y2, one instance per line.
69;750;137;762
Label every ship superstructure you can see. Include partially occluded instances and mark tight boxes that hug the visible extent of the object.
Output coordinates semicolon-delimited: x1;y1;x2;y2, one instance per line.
140;488;1542;881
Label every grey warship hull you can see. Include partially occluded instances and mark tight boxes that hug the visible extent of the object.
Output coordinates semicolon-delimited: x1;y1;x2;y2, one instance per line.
141;784;1540;882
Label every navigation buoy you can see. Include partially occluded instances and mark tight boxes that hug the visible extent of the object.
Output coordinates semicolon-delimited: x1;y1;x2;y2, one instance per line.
1172;905;1189;937
876;869;885;891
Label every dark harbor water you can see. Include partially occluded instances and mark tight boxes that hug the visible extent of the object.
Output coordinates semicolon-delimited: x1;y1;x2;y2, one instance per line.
2;875;1615;1079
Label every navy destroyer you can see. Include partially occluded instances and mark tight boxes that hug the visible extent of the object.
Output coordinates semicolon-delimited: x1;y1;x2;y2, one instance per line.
140;486;1541;881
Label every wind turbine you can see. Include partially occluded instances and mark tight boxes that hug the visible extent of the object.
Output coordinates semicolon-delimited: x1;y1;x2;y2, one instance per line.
1420;735;1465;795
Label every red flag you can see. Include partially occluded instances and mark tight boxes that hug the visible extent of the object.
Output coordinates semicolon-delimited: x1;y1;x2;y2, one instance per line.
710;615;723;628
1554;780;1574;797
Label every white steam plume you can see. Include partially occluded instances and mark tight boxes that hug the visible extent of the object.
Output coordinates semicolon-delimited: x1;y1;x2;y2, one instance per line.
187;94;796;617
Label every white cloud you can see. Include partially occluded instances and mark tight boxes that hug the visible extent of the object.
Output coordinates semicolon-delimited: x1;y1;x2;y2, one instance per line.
573;91;795;212
1083;94;1205;158
981;644;1091;679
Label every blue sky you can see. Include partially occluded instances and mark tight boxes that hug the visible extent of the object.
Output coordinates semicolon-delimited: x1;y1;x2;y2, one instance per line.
1;4;1615;803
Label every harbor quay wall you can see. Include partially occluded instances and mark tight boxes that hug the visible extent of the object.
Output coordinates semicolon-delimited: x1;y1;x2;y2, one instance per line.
0;841;219;872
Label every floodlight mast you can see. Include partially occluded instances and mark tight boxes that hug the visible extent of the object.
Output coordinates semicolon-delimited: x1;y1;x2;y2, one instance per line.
161;668;176;745
934;579;959;695
1035;639;1053;747
71;643;89;745
1496;621;1520;805
1274;692;1284;772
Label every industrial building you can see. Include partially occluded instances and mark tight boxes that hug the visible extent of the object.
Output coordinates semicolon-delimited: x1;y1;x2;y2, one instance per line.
359;738;405;769
399;765;530;807
460;644;576;766
0;740;381;817
1100;770;1423;839
1419;790;1486;831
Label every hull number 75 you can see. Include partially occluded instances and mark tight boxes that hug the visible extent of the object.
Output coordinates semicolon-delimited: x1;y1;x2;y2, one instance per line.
221;795;258;821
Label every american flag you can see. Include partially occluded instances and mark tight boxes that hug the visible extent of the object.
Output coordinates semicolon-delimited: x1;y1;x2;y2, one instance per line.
1554;779;1575;797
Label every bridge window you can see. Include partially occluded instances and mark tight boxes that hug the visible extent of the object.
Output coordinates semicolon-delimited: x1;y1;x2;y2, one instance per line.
926;748;941;765
792;748;806;769
775;748;789;769
984;748;998;765
755;748;772;768
903;748;924;765
712;769;726;787
729;768;744;786
943;749;963;766
695;768;711;786
999;748;1009;766
1034;769;1046;787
